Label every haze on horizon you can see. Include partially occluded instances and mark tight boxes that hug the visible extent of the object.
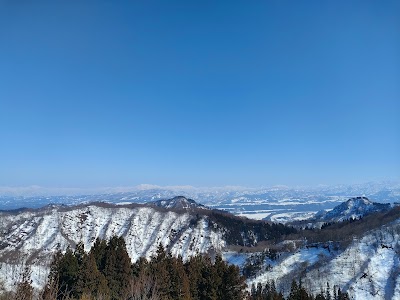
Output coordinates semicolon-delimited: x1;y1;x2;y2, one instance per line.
0;1;399;188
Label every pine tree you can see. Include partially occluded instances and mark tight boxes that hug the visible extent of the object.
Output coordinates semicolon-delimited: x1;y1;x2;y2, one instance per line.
269;279;279;300
43;250;63;300
337;288;350;300
198;255;217;300
250;283;257;300
288;280;299;300
256;282;262;299
213;255;225;300
326;282;331;300
91;237;108;272
74;242;86;265
333;285;338;300
168;255;191;300
57;247;79;299
220;264;247;300
104;236;132;300
150;244;171;299
185;254;203;300
315;293;326;300
298;279;311;300
75;252;110;299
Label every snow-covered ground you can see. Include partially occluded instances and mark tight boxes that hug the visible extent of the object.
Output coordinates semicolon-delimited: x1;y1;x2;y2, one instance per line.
1;200;400;299
0;205;225;291
249;221;400;299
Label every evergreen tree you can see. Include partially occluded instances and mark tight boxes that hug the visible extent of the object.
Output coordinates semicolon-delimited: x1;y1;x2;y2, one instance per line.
315;293;326;300
150;244;172;299
250;283;257;300
267;279;279;300
256;282;262;299
91;237;108;272
167;255;191;300
104;236;132;300
74;242;86;264
43;250;63;300
326;282;331;300
198;255;218;300
42;235;351;300
185;254;203;300
297;279;311;300
220;264;247;300
337;288;350;300
288;280;299;300
57;247;79;299
75;252;110;299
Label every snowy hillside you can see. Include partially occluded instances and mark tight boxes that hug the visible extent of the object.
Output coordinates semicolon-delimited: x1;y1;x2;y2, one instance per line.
249;218;400;300
316;196;392;223
1;198;400;299
0;203;224;290
0;199;295;292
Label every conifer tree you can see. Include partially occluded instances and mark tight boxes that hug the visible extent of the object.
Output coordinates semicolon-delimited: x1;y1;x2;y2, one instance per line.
337;288;350;300
326;282;331;300
256;282;263;299
104;236;132;300
315;293;326;300
288;280;299;300
185;254;203;300
75;252;110;299
43;250;63;299
57;247;79;299
167;255;191;300
151;244;171;299
220;264;247;300
266;279;279;300
250;283;257;300
198;255;217;300
91;237;107;272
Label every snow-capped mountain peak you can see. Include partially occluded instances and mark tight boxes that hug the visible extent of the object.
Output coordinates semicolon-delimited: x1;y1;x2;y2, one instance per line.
149;196;207;210
317;196;391;222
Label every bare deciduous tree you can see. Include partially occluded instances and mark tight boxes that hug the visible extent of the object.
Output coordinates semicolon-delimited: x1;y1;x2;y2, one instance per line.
127;273;159;300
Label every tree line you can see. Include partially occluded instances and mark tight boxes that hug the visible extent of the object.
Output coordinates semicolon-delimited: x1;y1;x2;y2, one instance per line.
249;280;349;300
11;236;245;300
6;236;349;300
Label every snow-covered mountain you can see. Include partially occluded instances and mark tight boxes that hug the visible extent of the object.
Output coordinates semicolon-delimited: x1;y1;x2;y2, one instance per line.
0;204;222;290
1;197;400;299
0;199;292;291
149;196;208;210
248;216;400;300
1;181;399;215
315;196;392;223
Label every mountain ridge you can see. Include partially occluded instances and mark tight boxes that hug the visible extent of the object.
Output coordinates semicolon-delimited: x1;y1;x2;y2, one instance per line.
1;197;400;299
315;196;392;223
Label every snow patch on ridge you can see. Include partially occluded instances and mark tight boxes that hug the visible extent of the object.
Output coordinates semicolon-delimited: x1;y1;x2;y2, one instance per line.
0;205;226;291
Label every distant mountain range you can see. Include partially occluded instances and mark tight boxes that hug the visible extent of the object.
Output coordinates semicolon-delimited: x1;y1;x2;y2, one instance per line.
1;196;400;299
0;181;399;214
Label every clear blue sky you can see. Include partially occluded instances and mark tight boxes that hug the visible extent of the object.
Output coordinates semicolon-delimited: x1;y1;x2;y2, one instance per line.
0;1;399;187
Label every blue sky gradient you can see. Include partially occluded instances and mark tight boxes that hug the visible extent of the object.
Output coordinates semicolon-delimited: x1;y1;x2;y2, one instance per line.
0;1;399;187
